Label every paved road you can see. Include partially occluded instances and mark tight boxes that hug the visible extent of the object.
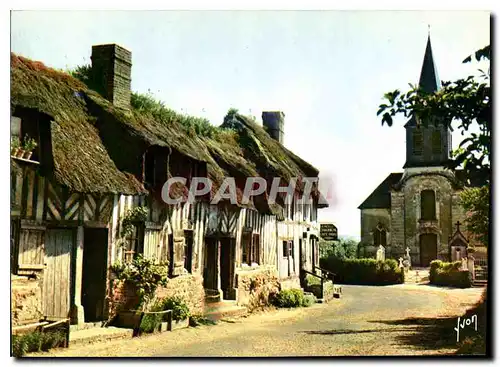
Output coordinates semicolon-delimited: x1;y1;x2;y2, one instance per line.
34;284;483;357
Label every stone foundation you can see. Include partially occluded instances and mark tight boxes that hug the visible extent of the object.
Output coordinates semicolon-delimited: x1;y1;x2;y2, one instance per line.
11;276;43;326
279;276;301;290
156;274;205;315
108;274;205;320
235;267;280;310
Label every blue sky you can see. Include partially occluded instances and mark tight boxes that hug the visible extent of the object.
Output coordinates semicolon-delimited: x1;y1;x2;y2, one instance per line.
10;10;490;238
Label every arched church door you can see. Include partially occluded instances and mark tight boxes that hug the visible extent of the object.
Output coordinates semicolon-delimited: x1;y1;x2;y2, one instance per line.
419;234;437;267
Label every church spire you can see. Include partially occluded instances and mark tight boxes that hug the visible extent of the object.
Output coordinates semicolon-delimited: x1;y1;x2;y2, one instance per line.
418;34;440;93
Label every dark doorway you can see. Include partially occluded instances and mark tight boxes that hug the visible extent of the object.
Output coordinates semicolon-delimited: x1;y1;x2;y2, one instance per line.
299;237;305;286
420;233;438;267
220;237;234;299
203;237;218;290
82;228;108;322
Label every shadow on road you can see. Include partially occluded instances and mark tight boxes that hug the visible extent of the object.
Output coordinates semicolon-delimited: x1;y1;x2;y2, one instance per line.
368;317;460;351
301;327;411;336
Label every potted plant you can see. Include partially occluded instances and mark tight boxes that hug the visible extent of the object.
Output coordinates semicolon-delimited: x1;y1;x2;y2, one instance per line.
11;136;20;156
22;135;38;160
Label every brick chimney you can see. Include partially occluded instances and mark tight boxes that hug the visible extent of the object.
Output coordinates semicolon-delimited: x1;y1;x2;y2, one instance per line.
262;111;285;144
91;44;132;109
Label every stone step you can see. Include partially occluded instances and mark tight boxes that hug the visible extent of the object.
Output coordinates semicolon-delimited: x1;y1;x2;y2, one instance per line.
69;326;133;347
204;294;221;304
204;301;247;322
69;321;104;333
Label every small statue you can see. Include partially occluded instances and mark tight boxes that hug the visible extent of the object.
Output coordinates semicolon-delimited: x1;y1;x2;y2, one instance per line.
376;245;385;261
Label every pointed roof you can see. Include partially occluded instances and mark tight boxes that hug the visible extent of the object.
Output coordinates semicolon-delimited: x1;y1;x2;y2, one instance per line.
404;35;441;128
418;35;440;93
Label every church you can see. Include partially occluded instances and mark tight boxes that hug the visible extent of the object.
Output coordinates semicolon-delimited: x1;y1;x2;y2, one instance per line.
358;36;472;267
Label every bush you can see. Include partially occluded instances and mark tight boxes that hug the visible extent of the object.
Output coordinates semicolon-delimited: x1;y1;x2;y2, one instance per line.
12;330;67;357
161;296;190;321
319;257;404;285
302;293;317;307
429;260;472;288
272;289;305;308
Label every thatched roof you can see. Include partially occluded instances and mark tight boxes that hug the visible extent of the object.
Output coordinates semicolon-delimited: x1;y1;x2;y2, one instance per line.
11;53;325;214
10;54;146;195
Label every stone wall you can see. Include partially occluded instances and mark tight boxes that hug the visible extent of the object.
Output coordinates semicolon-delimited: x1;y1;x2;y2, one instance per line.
156;274;205;316
11;276;43;326
279;276;301;290
107;279;141;321
235;267;280;310
390;191;405;256
108;274;205;320
402;172;454;264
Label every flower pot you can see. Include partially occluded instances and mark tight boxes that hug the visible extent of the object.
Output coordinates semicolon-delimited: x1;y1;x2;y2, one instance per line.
16;149;25;158
11;147;19;156
23;151;32;160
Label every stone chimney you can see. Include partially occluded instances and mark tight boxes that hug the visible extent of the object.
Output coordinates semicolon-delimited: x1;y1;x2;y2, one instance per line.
91;44;132;109
262;111;285;144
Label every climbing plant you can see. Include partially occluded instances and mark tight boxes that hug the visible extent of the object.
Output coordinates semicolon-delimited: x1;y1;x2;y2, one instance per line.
121;206;149;238
111;254;169;310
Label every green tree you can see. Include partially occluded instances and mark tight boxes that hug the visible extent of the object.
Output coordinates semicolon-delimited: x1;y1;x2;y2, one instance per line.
319;238;358;260
460;186;489;247
377;46;490;187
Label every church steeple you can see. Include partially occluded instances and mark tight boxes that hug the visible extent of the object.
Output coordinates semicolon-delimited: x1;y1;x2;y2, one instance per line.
418;35;440;93
403;34;451;169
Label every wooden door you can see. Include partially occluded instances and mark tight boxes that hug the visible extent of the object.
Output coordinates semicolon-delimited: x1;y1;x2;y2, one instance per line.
82;228;108;322
43;229;73;319
203;237;217;290
220;237;233;298
420;234;437;267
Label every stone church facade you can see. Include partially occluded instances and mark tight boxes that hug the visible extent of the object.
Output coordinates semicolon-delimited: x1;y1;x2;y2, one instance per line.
358;36;470;267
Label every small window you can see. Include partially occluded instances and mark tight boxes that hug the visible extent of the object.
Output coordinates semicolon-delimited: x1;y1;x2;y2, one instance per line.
413;130;423;155
184;231;193;273
373;225;387;247
251;234;260;265
242;232;251;265
11;116;21;138
432;130;442;154
421;190;436;220
282;241;289;258
242;233;260;265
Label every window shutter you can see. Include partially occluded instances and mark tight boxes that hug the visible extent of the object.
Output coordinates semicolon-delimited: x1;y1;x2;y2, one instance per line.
172;236;185;276
17;224;46;274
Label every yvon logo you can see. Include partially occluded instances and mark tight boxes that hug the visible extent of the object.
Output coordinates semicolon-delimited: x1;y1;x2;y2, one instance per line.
454;314;478;342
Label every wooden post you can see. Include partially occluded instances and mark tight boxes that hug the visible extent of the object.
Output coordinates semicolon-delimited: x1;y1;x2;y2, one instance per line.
71;225;85;324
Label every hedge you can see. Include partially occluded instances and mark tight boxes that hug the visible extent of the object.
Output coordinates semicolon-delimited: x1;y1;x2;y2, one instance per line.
319;257;404;285
429;260;472;288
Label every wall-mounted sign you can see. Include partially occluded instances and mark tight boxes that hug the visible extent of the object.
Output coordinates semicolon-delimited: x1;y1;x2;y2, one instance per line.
320;223;338;241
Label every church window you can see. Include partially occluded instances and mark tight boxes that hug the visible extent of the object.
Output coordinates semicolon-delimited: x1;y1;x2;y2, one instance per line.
412;130;423;155
421;190;436;220
373;225;387;246
432;130;442;154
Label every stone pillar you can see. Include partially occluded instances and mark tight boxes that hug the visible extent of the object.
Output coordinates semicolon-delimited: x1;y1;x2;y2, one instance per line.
467;256;475;280
71;225;85;324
